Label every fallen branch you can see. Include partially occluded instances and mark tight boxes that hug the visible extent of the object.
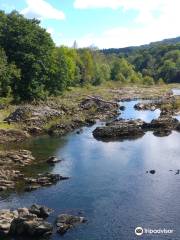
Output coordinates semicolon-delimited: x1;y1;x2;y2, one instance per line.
86;95;118;106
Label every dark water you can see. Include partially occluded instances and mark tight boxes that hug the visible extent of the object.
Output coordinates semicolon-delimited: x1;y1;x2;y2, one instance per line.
1;100;180;240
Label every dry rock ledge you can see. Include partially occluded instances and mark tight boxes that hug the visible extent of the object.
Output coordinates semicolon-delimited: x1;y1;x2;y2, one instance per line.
25;173;69;192
93;117;179;140
0;150;34;192
0;150;69;192
2;96;119;139
0;205;53;237
0;205;86;238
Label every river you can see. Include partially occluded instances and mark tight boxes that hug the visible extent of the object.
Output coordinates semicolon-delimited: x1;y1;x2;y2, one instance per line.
1;99;180;240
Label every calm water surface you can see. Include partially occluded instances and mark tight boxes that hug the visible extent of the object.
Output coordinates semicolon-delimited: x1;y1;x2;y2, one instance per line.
172;88;180;96
1;100;180;240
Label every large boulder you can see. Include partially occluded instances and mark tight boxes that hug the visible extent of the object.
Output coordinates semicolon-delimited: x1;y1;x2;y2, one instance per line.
93;119;145;140
142;117;179;130
29;204;52;218
10;210;53;237
5;106;63;123
0;209;18;236
5;107;31;122
0;205;53;237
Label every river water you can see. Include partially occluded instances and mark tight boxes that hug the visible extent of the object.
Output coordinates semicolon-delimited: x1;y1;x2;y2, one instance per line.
1;99;180;240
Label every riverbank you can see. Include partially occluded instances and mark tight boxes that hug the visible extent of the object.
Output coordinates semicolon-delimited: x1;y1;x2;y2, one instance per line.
0;83;179;140
0;84;179;195
0;83;180;240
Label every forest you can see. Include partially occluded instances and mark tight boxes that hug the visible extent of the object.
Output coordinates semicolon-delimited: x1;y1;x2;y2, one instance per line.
0;10;180;102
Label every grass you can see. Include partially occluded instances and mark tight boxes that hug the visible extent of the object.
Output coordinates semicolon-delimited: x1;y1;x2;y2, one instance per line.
0;82;180;131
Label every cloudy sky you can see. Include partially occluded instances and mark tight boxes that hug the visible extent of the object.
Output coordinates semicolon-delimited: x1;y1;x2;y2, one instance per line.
0;0;180;48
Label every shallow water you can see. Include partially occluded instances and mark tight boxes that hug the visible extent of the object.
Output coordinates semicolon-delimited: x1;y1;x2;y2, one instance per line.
118;100;160;122
1;100;180;240
172;88;180;96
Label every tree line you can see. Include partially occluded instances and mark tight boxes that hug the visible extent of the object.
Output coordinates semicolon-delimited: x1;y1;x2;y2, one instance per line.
0;11;179;102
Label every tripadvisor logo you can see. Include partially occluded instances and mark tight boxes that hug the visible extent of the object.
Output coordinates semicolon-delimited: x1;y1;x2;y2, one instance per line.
135;227;143;236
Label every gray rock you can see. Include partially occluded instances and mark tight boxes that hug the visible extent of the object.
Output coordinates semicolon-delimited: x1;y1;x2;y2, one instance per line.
93;119;145;140
10;214;53;237
29;204;53;218
56;214;86;235
0;205;53;237
46;156;61;164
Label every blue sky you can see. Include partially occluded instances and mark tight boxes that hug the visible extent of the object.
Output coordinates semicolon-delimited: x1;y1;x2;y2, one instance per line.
0;0;179;48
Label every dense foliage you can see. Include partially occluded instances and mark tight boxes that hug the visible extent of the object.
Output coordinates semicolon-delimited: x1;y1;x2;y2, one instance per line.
102;39;180;84
0;10;179;101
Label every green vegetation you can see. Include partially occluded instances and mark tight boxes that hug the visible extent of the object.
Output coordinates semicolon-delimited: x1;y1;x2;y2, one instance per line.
0;10;180;102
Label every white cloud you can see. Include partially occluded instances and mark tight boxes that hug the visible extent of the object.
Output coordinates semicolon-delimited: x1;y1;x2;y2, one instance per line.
74;0;163;13
72;0;180;48
21;0;65;20
47;27;54;35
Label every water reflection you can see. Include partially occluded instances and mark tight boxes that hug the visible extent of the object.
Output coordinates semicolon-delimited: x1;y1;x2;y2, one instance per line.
118;100;160;122
0;100;180;240
172;88;180;96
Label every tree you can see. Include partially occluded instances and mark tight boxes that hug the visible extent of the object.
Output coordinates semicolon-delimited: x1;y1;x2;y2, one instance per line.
0;48;20;97
78;49;94;85
111;58;140;84
48;47;76;94
0;11;54;100
143;76;154;85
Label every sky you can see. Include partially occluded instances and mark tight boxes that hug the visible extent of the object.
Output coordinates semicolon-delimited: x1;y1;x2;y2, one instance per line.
0;0;180;49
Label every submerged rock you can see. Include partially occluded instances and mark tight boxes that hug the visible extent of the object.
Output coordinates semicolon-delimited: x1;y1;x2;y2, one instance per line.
24;173;69;192
149;170;156;174
119;106;125;111
56;214;86;235
76;128;83;134
46;156;62;164
0;150;35;192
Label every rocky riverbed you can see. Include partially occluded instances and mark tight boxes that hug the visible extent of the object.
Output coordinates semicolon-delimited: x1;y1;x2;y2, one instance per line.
0;86;179;240
0;204;86;238
0;148;69;193
93;117;180;140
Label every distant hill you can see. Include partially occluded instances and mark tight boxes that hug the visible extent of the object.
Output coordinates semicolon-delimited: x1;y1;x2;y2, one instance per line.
101;36;180;55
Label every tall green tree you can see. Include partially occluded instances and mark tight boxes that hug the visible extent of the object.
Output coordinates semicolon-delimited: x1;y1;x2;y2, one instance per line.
0;11;54;100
